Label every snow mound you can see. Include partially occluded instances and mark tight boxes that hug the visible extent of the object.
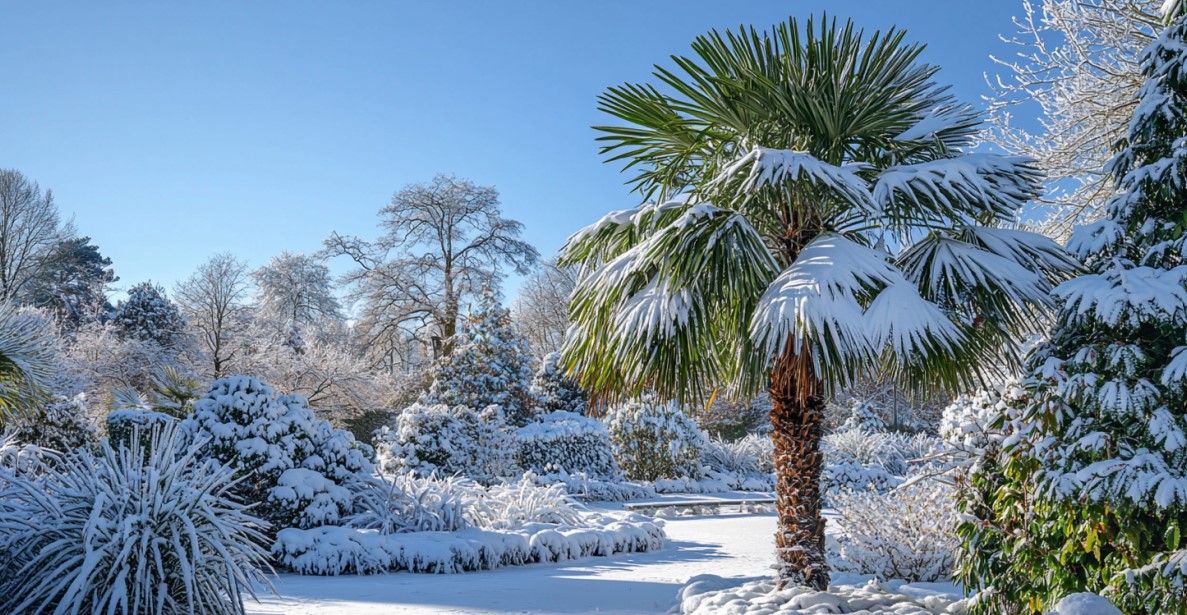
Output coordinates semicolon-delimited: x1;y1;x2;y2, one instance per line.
273;511;666;575
1051;593;1122;615
677;575;966;615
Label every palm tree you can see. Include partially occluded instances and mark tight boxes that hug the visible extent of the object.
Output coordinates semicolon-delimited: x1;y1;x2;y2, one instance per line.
559;16;1079;589
0;302;56;425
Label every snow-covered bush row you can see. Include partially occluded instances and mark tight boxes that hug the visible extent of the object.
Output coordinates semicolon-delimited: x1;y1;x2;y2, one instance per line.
377;402;518;485
830;478;959;583
0;425;270;615
605;399;707;481
273;511;665;575
677;574;964;615
5;396;97;452
181;375;374;531
517;410;619;479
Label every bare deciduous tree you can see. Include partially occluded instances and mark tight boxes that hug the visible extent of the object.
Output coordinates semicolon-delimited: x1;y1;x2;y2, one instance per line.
251;251;340;329
174;253;250;378
0;169;73;303
988;0;1161;240
512;260;576;356
324;174;539;363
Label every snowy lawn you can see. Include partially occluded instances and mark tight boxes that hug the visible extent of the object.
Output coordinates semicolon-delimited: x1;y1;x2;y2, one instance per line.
249;509;780;614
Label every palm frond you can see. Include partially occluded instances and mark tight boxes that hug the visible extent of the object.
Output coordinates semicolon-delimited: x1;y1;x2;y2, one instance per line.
0;303;56;423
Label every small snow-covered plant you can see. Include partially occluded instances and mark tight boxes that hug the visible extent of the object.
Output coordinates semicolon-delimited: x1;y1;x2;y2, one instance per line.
183;376;374;531
831;478;958;582
106;407;176;451
939;384;1023;451
605;399;707;481
701;434;773;476
349;473;479;533
0;432;53;476
531;351;587;414
471;475;583;529
7;396;98;452
377;402;519;485
0;425;271;615
516;410;619;478
824;429;899;468
840;399;887;433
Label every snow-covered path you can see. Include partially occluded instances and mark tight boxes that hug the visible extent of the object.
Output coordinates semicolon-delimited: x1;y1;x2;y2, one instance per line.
248;513;778;614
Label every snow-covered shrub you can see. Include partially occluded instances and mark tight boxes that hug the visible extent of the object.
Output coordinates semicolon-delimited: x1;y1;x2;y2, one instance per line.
939;383;1024;450
0;425;271;614
521;470;656;502
517;410;618;478
701;434;774;476
471;475;583;529
689;392;772;441
377;402;518;485
822;461;902;502
422;291;537;425
831;478;958;582
112;281;187;348
824;428;940;477
106;407;175;451
183;376;374;530
6;396;97;452
530;351;587;414
349;473;479;534
0;433;52;476
605;399;707;481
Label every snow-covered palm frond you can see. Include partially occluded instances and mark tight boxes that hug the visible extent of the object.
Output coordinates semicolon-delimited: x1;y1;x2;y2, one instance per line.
708;147;878;219
864;282;965;365
898;234;1057;330
565;202;778;399
749;233;888;382
960;226;1081;285
559;196;691;269
0;424;272;615
873;154;1043;227
0;302;57;422
893;103;982;148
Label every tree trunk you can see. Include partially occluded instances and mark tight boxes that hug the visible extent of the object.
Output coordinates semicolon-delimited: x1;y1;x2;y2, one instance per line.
769;344;829;590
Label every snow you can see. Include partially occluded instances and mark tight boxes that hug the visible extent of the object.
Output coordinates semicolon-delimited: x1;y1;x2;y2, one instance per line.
1052;593;1123;615
677;575;964;615
249;511;781;615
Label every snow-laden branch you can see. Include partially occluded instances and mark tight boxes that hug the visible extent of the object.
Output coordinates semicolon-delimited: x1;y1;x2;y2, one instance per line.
1057;264;1187;327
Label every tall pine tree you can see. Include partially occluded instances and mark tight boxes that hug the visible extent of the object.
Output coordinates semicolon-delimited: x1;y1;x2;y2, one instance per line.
423;289;535;425
960;6;1187;612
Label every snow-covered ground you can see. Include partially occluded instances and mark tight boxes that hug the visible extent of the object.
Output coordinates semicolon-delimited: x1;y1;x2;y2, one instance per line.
249;510;780;615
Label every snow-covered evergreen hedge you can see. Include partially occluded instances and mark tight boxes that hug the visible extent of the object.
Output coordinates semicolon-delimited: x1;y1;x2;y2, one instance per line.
376;402;519;485
0;425;271;615
516;410;619;479
605;399;707;481
273;512;665;575
182;376;374;531
106;407;175;450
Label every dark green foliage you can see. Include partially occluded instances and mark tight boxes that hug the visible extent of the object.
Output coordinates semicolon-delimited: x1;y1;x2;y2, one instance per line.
113;282;186;348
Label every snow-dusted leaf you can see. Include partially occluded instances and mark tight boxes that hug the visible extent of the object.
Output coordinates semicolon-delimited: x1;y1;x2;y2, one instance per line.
864;282;965;364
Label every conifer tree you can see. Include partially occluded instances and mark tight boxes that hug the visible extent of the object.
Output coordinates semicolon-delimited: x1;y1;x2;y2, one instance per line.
113;282;186;348
960;7;1187;612
424;290;535;425
530;352;587;415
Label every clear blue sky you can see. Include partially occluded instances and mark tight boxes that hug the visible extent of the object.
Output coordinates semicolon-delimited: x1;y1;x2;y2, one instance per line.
3;1;1028;298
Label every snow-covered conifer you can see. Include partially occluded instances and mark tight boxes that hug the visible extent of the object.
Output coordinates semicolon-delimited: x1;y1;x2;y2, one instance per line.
424;290;536;425
530;351;587;415
964;9;1187;612
604;399;707;481
376;401;519;485
112;281;186;348
7;396;97;452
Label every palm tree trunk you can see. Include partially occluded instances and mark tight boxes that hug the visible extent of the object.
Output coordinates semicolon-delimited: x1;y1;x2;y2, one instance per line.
769;343;828;590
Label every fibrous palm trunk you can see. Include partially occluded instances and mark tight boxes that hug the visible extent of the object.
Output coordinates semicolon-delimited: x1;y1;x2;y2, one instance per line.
768;345;828;590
